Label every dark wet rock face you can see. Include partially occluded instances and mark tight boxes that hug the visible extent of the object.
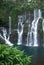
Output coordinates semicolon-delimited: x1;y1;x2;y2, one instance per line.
10;32;18;44
37;19;43;46
0;38;5;44
22;33;27;45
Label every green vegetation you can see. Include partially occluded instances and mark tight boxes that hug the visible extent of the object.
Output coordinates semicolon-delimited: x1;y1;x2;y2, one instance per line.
0;0;44;27
0;44;31;65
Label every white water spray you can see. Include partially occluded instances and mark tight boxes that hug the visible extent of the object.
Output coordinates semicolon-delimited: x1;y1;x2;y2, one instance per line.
27;9;42;47
17;16;24;45
42;19;44;45
0;28;13;46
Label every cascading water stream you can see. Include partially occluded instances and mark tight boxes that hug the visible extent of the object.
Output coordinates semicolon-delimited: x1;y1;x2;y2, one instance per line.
17;22;24;45
42;19;44;32
17;16;24;45
42;19;44;45
29;20;36;46
0;16;13;46
0;28;13;46
33;18;40;46
27;24;30;46
28;9;42;46
33;9;42;46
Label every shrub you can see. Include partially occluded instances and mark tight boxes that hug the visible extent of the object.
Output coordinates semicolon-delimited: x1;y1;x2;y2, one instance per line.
0;44;31;65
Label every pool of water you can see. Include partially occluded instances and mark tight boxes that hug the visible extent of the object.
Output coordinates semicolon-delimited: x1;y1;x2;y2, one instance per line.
18;45;44;65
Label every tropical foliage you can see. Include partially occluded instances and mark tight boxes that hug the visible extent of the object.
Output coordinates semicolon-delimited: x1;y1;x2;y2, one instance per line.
0;44;31;65
0;0;44;27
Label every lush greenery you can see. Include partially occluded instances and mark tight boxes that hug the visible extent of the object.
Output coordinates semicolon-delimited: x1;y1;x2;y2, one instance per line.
0;0;44;27
0;44;31;65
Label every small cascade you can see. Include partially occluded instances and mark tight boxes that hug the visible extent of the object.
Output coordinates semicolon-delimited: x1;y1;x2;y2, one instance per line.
34;9;38;20
17;16;24;45
27;24;30;46
0;27;13;46
9;16;11;35
0;16;13;46
42;19;44;32
33;18;40;46
28;9;42;46
42;19;44;45
38;9;42;18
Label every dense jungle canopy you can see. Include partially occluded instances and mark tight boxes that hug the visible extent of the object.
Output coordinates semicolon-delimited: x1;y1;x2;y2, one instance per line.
0;0;44;27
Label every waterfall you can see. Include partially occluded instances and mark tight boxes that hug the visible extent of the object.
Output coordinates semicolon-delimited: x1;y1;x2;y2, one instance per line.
17;16;24;45
27;9;42;46
0;9;43;47
0;27;13;46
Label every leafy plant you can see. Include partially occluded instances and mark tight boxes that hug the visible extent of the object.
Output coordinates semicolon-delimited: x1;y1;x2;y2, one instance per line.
0;44;31;65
